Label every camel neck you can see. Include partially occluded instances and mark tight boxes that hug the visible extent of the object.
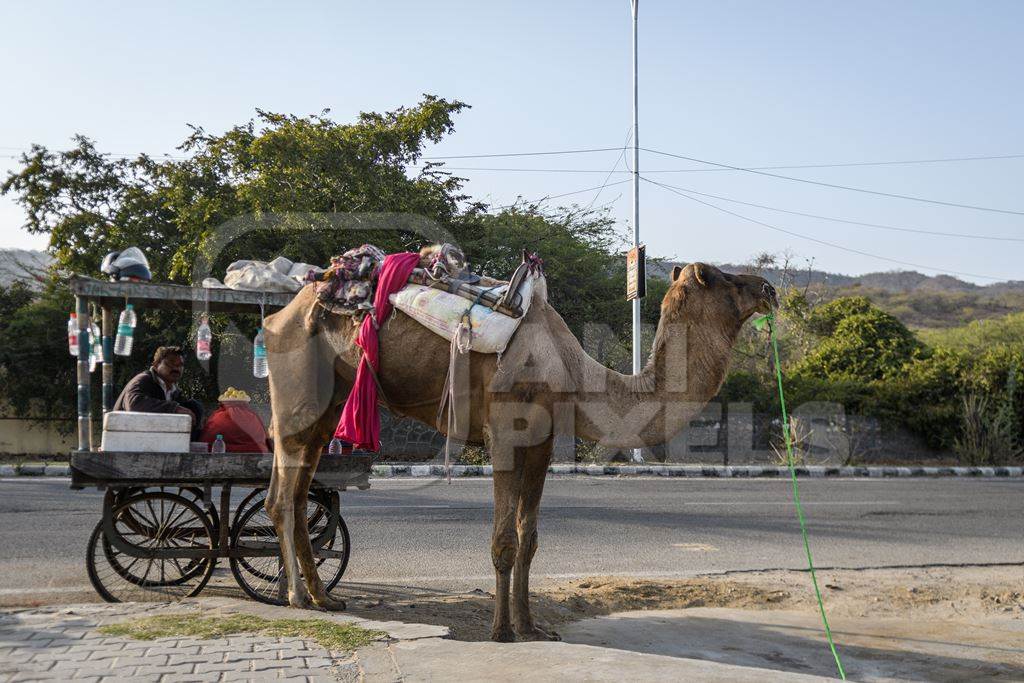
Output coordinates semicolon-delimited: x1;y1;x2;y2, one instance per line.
572;310;740;449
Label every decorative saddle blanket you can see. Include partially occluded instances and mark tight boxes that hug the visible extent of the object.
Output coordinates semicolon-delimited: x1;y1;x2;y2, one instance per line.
309;243;544;354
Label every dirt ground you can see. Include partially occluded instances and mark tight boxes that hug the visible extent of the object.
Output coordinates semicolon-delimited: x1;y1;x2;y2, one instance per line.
338;565;1024;642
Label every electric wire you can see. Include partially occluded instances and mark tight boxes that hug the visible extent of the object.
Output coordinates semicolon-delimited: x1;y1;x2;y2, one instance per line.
643;176;1007;281
421;147;622;160
646;179;1024;243
490;179;631;211
644;152;1024;173
642;147;1024;216
586;128;633;210
409;151;1024;174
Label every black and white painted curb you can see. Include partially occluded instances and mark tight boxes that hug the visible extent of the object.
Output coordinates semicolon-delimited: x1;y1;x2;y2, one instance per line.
4;463;1022;478
370;464;1024;478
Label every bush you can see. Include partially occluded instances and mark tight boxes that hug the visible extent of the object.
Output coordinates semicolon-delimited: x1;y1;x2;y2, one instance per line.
873;349;965;450
954;393;1023;465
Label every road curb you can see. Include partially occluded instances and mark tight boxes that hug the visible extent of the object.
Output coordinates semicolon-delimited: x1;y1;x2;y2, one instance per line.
368;464;1024;478
5;463;1023;479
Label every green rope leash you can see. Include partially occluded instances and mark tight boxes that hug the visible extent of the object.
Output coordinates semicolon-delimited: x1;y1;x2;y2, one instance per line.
754;312;847;680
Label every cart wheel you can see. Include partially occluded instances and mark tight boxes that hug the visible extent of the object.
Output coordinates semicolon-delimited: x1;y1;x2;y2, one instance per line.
177;487;219;538
86;490;216;602
232;487;268;531
229;492;350;605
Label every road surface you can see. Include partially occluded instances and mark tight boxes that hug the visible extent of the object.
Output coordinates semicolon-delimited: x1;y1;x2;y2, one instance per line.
1;476;1021;606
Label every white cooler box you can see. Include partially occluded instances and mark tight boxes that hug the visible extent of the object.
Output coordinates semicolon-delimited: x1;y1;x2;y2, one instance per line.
101;411;191;453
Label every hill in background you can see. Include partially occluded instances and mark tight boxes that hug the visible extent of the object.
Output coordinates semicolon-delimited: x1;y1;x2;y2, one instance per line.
649;259;1024;329
0;249;52;289
5;248;1021;329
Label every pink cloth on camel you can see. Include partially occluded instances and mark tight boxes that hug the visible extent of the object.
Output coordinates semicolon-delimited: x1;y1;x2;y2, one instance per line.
334;251;420;451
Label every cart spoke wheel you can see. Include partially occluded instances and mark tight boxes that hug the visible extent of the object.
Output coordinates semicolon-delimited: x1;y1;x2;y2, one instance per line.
229;492;349;605
86;490;216;602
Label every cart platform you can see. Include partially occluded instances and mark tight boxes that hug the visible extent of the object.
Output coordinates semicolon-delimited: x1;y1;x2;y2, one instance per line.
70;451;373;489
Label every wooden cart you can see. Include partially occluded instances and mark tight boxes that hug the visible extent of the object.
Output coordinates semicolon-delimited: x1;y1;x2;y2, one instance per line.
68;275;371;604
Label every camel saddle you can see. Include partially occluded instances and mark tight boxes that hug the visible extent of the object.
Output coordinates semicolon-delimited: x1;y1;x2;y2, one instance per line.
391;252;544;355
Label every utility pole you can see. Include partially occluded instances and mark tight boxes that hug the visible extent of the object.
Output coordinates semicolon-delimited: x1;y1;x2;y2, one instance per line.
630;0;644;463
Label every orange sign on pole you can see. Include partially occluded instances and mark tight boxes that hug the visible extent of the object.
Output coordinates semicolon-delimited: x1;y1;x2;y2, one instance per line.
626;244;646;301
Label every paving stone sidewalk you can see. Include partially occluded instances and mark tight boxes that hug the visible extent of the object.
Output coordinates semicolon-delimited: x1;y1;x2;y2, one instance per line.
0;599;447;682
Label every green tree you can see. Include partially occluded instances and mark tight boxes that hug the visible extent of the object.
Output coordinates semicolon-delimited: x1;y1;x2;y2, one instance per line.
0;288;76;423
795;297;922;382
1;97;647;423
1;97;471;282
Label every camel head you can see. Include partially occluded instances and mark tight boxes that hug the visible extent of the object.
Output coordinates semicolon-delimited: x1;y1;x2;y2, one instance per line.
664;262;778;328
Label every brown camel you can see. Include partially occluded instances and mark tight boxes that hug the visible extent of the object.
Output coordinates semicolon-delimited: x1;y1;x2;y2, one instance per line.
263;261;777;641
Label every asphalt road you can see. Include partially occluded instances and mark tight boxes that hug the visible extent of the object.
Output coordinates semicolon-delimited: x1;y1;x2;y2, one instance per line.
1;476;1022;606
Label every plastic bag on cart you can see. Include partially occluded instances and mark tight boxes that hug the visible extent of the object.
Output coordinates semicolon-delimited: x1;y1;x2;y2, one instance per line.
204;257;325;293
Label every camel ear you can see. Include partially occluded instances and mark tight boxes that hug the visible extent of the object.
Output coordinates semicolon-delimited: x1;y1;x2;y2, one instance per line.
693;263;708;286
671;265;683;282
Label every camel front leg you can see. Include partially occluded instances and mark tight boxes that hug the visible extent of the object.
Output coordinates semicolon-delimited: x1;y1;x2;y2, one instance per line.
267;457;312;609
490;468;521;642
512;440;559;641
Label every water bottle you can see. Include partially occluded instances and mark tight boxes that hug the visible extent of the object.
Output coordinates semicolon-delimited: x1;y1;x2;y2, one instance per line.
211;434;226;454
253;328;269;378
328;438;344;455
67;313;79;356
114;304;136;356
89;321;102;372
196;315;212;361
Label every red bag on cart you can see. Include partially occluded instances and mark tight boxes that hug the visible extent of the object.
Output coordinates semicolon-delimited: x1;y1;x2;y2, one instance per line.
199;397;270;453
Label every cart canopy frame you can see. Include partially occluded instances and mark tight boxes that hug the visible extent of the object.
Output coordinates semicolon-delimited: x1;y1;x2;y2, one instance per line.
70;274;297;452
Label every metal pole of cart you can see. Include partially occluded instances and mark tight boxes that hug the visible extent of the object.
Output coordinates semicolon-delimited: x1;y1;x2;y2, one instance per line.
101;306;115;413
75;296;92;451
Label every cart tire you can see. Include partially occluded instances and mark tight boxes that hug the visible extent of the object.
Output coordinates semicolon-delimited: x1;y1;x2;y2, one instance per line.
231;487;268;531
85;491;216;602
177;486;219;539
229;493;350;605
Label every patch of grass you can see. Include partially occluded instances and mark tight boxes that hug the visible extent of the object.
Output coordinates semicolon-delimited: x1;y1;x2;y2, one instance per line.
99;614;386;651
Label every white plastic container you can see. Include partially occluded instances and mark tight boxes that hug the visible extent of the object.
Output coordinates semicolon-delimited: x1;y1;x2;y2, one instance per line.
100;411;191;453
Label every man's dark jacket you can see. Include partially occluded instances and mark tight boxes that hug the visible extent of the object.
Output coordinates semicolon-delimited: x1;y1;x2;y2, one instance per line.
113;369;188;414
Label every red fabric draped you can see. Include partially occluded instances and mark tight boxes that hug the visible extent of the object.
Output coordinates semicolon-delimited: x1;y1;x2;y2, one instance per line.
334;252;420;450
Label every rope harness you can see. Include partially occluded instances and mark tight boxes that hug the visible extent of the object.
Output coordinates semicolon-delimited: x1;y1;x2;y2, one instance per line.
755;312;846;680
437;285;503;482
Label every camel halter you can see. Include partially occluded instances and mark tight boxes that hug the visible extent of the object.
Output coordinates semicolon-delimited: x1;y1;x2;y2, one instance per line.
754;312;847;680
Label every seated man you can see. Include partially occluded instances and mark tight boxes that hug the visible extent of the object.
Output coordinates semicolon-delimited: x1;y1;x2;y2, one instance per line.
113;346;204;440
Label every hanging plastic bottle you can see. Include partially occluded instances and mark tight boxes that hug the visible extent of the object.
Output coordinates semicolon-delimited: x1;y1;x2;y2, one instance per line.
196;315;213;361
114;304;136;356
89;319;102;372
67;313;79;356
328;437;344;455
211;434;226;454
253;328;269;378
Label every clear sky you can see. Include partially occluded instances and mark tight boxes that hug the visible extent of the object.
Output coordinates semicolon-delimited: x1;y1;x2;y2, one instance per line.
1;1;1022;282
